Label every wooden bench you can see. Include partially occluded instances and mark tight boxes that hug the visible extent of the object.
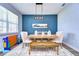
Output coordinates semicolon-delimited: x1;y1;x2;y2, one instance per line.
29;42;59;55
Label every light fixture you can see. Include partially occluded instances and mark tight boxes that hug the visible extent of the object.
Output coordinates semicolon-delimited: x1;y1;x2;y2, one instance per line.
35;3;43;20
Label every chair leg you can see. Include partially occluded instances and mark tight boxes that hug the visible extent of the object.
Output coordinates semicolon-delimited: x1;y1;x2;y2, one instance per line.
22;43;25;48
60;43;63;48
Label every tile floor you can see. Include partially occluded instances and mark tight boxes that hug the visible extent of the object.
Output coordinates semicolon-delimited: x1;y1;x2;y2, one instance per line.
0;43;79;56
63;44;79;56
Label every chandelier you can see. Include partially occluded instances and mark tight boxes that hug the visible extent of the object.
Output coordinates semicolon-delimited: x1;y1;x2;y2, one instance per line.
35;3;43;20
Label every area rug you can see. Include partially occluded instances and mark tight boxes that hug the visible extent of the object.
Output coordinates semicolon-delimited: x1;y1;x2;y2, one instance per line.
4;43;74;56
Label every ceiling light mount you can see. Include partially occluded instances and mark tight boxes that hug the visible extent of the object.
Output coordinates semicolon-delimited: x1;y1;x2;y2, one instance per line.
61;3;66;7
36;3;43;5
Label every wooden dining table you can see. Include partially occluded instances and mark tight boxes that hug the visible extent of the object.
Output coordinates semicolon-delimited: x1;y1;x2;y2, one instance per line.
28;34;58;41
28;34;60;55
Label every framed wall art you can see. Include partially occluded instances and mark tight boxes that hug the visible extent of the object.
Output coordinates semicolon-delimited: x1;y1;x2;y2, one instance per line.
32;24;48;28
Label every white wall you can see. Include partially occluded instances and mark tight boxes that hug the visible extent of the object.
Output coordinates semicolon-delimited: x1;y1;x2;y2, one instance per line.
58;4;79;52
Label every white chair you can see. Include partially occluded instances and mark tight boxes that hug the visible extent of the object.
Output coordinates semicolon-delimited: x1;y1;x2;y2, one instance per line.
34;30;38;35
21;32;32;48
42;32;45;35
47;30;51;35
56;31;63;35
53;31;64;48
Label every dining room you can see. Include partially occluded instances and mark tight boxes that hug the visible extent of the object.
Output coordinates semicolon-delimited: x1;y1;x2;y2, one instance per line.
0;3;79;56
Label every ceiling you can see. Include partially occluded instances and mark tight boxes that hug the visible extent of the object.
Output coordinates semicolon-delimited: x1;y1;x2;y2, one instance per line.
11;3;68;15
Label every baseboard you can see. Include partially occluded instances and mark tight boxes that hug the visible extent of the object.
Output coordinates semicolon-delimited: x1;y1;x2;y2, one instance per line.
63;42;79;52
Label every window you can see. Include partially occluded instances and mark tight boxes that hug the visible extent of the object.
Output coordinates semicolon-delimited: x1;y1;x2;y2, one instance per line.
8;23;17;32
0;22;7;33
0;6;7;33
0;6;7;21
0;5;18;33
8;11;18;24
8;11;18;33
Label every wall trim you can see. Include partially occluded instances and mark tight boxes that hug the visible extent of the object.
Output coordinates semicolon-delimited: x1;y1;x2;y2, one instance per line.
63;42;79;52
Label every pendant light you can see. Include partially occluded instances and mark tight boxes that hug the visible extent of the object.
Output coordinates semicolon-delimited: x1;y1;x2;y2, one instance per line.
35;3;43;20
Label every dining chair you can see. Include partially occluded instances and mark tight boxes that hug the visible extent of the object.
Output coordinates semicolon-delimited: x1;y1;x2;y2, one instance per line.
42;32;45;35
53;31;64;48
34;30;38;35
47;30;51;35
21;31;32;48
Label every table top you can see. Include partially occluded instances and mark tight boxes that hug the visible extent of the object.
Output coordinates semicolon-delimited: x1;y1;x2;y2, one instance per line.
28;34;58;39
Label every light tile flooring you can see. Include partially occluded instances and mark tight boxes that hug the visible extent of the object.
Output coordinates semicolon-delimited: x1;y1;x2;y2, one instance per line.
63;44;79;56
0;43;79;56
4;43;74;56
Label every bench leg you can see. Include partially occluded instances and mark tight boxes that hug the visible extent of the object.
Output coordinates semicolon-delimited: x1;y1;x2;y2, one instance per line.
57;47;59;55
53;47;56;51
29;47;30;55
29;46;32;55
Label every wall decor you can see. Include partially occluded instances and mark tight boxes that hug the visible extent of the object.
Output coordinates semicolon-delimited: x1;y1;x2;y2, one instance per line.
32;24;48;28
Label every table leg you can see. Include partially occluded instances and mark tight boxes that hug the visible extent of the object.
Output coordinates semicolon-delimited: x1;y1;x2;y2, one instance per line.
41;38;42;42
48;38;50;42
34;38;35;42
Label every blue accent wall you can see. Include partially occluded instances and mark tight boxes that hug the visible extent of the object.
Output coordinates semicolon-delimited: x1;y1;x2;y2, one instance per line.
22;15;57;34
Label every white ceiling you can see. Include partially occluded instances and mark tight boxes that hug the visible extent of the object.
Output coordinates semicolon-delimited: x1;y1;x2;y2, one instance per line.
11;3;68;15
